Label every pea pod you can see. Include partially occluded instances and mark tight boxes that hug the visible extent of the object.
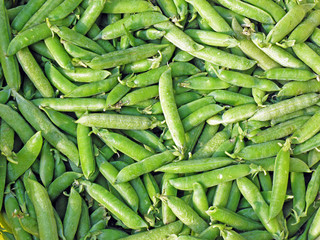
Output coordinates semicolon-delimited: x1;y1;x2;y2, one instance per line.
0;0;21;90
27;178;59;240
81;180;148;229
7;131;43;182
13;91;80;166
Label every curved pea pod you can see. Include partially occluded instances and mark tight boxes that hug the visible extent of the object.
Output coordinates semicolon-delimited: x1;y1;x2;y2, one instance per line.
76;113;160;130
217;69;279;92
13;91;80;166
116;151;176;183
7;131;42;182
41;108;77;137
248;157;311;173
304;164;320;217
44;62;77;95
122;130;166;153
207;206;264;231
47;171;83;200
250;93;320;121
96;12;167;40
33;98;107;112
39;140;54;188
160;195;208;234
237;177;284;239
62;40;99;60
169;164;252;191
156;157;234;173
236;140;284;160
266;4;314;43
27;178;59;240
13;211;39;238
96;154;139;212
81;180;148;229
85;43;168;70
179;76;230;90
263;68;317;81
94;129;153;161
0;0;21;90
250;116;310;143
185;29;238;47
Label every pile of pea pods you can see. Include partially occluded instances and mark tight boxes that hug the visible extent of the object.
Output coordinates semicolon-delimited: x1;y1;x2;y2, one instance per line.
2;0;320;239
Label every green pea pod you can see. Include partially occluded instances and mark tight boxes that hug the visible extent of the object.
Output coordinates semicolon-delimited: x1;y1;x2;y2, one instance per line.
215;0;275;24
81;180;148;229
96;12;168;40
96;153;139;212
169;164;252;191
159;68;186;154
85;43;168;70
27;178;59;240
160;195;208;234
269;139;291;220
7;14;75;56
0;0;21;90
63;187;82;240
0;104;34;144
266;4;314;43
47;171;83;200
4;193;32;240
44;35;74;70
7;131;42;182
41;108;77;137
251;93;320;122
16;47;55;98
77;123;95;180
237;177;284;239
14;91;80;166
116;150;176;183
